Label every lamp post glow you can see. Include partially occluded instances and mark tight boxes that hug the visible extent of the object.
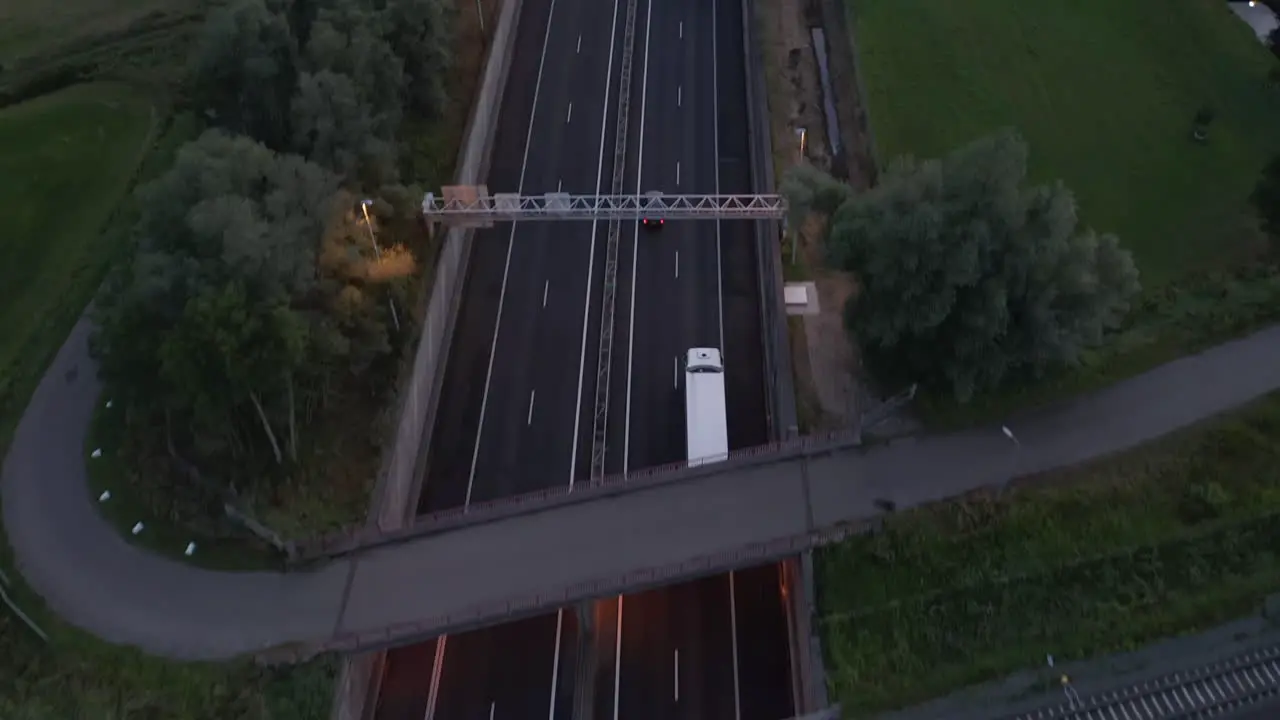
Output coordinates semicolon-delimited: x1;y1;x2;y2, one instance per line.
1001;425;1019;446
999;425;1020;497
360;199;401;332
360;199;383;258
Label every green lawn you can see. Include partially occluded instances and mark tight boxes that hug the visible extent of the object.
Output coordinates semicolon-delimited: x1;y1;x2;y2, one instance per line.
0;83;155;452
852;0;1280;287
0;0;195;64
1;540;336;719
0;82;333;719
816;391;1280;716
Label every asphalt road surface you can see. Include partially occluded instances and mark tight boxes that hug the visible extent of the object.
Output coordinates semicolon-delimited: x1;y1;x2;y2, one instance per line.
377;0;794;714
381;0;622;713
602;0;794;716
415;0;621;510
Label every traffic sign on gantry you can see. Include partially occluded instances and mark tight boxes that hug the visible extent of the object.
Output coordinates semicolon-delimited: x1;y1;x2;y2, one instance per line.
421;187;787;226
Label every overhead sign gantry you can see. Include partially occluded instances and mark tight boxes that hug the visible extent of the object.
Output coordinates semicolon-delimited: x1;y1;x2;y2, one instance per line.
422;187;787;227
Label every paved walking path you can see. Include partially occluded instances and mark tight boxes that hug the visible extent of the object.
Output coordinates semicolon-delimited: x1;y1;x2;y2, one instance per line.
4;318;1280;660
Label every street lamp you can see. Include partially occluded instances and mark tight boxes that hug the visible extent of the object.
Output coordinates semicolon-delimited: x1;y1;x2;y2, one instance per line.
360;199;401;332
999;425;1020;497
1001;425;1019;446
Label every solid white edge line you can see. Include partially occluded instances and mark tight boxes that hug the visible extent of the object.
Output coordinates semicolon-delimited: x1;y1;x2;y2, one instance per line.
780;564;802;714
546;609;565;720
622;0;654;477
674;648;680;702
713;3;739;717
712;0;725;352
424;6;555;692
729;572;742;720
567;0;623;489
424;636;447;720
612;597;624;720
464;0;560;509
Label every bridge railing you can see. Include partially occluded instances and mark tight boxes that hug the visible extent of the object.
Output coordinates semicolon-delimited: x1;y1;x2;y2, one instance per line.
294;422;870;563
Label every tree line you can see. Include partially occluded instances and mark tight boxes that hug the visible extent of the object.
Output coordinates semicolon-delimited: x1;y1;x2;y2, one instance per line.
783;129;1142;403
91;0;454;523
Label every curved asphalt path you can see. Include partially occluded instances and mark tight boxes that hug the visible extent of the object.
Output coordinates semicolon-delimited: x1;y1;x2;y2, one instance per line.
4;314;1280;659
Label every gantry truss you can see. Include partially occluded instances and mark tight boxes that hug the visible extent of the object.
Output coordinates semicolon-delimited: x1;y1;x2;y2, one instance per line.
422;188;786;226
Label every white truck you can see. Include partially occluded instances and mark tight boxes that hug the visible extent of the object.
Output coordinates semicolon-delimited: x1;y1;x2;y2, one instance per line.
684;348;729;467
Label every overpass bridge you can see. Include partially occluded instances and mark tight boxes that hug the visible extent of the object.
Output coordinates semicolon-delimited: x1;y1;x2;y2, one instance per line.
8;320;1277;663
260;328;1280;661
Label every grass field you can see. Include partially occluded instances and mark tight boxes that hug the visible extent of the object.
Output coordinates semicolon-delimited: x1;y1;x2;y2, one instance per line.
1;544;336;719
816;390;1280;716
853;0;1280;287
845;0;1280;425
0;83;157;453
0;0;493;713
0;81;336;719
0;0;196;64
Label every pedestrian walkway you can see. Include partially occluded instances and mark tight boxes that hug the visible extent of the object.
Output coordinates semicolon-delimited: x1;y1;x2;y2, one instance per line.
4;318;1280;660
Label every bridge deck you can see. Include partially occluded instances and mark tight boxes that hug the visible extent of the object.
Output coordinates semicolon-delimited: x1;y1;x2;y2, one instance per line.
8;318;1280;661
336;455;814;642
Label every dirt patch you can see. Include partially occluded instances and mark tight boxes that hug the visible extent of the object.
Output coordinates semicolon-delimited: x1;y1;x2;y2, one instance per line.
757;0;869;432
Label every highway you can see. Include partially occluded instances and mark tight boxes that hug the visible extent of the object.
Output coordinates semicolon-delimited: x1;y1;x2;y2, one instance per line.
374;0;795;715
603;0;794;716
381;0;620;712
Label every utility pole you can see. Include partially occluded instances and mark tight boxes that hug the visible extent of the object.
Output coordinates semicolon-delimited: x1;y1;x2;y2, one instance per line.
360;199;401;332
476;0;485;34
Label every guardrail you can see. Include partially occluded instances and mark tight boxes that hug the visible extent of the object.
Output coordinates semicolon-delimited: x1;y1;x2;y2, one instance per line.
295;420;872;562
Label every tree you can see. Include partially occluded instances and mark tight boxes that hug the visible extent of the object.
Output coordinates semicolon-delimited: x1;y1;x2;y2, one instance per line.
376;0;453;119
93;130;347;478
291;69;389;180
188;0;299;151
1251;154;1280;251
780;162;854;233
1268;25;1280;61
291;2;406;183
824;129;1141;402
